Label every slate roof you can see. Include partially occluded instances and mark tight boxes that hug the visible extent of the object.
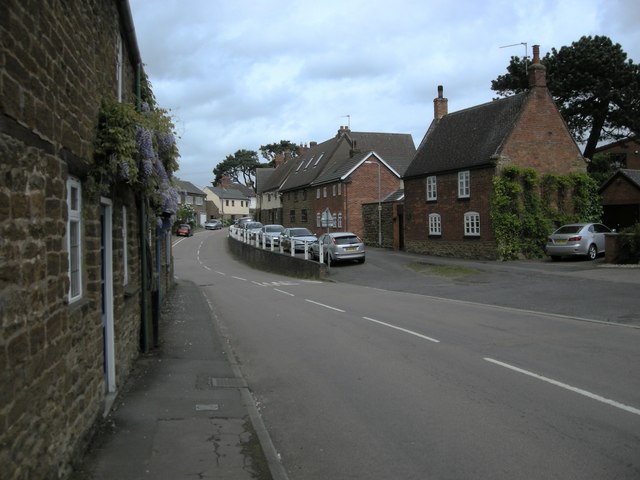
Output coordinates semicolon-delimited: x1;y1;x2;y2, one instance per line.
599;169;640;192
404;92;529;179
280;137;342;192
255;168;275;194
312;132;416;186
174;179;206;196
260;152;306;193
206;186;249;200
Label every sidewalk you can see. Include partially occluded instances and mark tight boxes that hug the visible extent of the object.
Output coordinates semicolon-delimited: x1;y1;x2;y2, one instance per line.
71;280;286;480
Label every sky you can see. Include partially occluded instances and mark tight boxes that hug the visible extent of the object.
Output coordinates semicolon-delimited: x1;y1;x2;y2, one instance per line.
128;0;640;190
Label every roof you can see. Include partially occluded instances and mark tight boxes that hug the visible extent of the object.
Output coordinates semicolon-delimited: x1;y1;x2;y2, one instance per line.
404;92;529;178
276;130;415;192
255;168;275;194
174;179;206;196
260;154;303;192
206;186;249;200
599;169;640;192
594;136;640;154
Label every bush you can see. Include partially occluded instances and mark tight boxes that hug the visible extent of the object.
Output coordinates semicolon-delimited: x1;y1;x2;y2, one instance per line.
616;223;640;264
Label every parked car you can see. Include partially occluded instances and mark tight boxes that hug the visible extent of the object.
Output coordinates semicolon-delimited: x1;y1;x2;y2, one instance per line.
242;221;264;240
545;222;611;261
204;219;223;230
257;224;285;246
311;232;365;264
234;217;253;228
176;224;192;237
280;227;317;252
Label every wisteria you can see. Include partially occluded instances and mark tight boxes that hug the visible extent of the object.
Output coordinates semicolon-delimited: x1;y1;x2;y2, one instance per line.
136;126;155;161
157;132;175;161
118;160;130;181
159;181;179;215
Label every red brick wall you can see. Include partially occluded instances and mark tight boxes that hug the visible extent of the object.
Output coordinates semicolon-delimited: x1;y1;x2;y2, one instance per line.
601;177;640;205
501;89;586;174
404;167;498;259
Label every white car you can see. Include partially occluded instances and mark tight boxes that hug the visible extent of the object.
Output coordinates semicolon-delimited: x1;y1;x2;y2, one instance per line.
258;224;285;246
280;227;317;252
545;223;611;260
311;232;365;264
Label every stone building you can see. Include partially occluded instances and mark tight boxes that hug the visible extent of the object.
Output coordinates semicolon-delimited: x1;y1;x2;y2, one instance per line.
403;45;586;259
1;2;176;478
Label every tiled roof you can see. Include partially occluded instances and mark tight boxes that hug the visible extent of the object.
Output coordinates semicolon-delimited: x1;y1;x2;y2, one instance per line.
174;179;206;195
207;186;249;200
599;169;640;192
404;92;529;178
255;168;275;194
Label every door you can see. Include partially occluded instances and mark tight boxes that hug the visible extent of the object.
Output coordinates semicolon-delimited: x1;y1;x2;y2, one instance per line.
100;198;116;393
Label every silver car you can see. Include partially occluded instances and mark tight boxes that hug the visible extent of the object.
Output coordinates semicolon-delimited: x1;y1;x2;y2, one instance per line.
280;227;317;252
311;232;365;264
258;224;285;246
545;223;611;261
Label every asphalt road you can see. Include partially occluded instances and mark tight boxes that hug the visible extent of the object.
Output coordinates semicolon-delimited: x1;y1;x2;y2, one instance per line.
173;230;640;479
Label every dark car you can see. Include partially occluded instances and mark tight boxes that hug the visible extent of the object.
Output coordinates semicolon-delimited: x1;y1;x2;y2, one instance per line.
311;232;365;263
176;224;192;237
545;222;611;260
204;219;223;230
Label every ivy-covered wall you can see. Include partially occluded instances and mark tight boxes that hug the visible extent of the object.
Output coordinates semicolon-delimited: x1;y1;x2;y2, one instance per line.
491;165;603;259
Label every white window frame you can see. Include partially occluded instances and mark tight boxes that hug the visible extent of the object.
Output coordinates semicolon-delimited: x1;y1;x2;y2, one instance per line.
332;184;337;196
337;212;343;228
458;171;470;198
464;211;480;236
316;212;321;227
122;205;129;285
185;195;194;205
316;188;321;199
426;176;437;201
195;196;203;206
338;183;342;196
428;213;441;235
67;177;82;303
323;186;327;198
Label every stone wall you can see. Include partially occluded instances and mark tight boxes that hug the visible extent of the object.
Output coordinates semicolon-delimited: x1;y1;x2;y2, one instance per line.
0;2;164;479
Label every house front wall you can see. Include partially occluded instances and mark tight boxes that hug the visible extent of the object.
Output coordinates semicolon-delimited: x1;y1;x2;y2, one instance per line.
595;139;640;170
404;168;498;259
501;89;586;174
281;188;314;229
1;2;169;478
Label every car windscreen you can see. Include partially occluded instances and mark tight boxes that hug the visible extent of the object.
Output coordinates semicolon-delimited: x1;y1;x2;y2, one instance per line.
334;236;359;245
555;226;582;234
266;226;284;232
290;229;312;236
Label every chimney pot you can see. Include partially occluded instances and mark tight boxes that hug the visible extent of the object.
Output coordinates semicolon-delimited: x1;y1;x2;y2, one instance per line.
528;44;546;88
433;85;448;120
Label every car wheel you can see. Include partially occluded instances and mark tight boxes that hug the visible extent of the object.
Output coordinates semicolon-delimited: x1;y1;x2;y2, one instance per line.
587;244;597;260
357;257;365;264
550;256;561;262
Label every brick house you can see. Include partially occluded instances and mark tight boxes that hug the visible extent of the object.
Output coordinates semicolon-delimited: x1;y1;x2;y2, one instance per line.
1;2;175;478
278;127;415;240
403;45;586;259
599;169;640;229
175;179;207;225
593;136;640;170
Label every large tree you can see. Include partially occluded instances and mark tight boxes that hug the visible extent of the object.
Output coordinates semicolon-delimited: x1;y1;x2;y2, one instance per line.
213;141;300;192
491;35;640;159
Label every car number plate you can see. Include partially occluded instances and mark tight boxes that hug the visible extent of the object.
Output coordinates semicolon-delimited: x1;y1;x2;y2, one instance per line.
346;246;357;251
555;239;567;245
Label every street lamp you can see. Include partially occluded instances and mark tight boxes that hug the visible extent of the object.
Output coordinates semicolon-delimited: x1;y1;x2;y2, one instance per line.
364;160;381;246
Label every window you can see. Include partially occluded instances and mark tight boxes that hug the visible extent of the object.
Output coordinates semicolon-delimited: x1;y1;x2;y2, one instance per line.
301;209;308;223
316;188;321;199
186;195;193;205
332;185;337;196
225;200;229;207
337;213;343;228
464;212;480;236
267;193;272;202
458;171;470;198
67;178;82;302
294;191;298;202
316;212;321;227
232;200;235;207
428;213;441;235
290;210;296;223
122;206;129;285
303;190;307;201
338;183;341;196
323;186;327;198
426;176;437;201
195;196;203;206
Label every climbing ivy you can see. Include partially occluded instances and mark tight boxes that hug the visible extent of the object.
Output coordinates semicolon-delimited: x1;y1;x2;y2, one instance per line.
491;166;602;260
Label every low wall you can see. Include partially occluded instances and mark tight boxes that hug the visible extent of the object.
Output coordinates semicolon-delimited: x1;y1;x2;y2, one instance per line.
227;236;327;279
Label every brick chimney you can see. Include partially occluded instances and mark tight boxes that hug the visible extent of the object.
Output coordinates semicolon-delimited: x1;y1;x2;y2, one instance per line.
434;85;448;120
274;152;284;167
337;125;351;137
528;44;546;88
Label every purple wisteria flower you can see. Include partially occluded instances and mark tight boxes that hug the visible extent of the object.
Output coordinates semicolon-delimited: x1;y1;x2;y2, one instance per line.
136;126;155;161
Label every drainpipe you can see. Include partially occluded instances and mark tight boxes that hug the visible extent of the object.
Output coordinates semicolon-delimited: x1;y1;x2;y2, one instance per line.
136;62;152;352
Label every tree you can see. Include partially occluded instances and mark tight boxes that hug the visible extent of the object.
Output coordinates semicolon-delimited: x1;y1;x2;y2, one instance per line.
491;35;640;159
259;140;300;164
213;149;263;190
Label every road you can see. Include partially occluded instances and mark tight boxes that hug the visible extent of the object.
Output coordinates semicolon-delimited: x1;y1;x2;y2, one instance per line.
173;230;640;480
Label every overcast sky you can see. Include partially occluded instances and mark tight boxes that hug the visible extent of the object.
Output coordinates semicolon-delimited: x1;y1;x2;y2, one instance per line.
129;0;640;189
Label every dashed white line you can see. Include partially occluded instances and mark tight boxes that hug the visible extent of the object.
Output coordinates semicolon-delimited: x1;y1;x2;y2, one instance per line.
362;317;440;343
305;299;346;312
485;357;640;416
232;276;247;281
274;288;295;297
203;265;211;271
215;271;226;276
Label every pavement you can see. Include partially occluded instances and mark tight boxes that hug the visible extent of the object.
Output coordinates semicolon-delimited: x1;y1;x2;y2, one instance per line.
70;279;288;480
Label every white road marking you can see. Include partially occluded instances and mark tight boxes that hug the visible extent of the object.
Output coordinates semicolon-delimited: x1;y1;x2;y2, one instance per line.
361;317;440;343
203;265;211;271
484;358;640;416
215;271;226;275
274;289;295;297
305;299;346;312
252;281;265;286
232;276;247;281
